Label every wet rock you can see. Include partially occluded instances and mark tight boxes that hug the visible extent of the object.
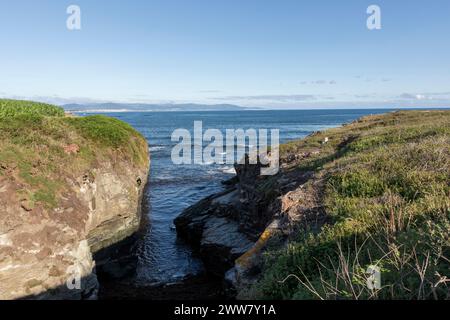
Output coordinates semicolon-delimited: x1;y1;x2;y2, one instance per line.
175;159;274;277
200;217;254;275
175;151;325;297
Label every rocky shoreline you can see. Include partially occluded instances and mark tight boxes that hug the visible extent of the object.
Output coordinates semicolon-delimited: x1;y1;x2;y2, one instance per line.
174;111;450;300
174;151;327;295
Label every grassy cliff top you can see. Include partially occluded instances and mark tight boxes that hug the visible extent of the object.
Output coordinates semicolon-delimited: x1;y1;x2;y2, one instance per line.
0;100;65;117
0;99;149;209
252;110;450;300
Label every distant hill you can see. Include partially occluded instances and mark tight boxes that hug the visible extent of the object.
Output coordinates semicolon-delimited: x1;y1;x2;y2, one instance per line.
63;103;257;112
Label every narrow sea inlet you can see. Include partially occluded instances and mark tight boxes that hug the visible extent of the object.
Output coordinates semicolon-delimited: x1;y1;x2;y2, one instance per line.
90;109;393;288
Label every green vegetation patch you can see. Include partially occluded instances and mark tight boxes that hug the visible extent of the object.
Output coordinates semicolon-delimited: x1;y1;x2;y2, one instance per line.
65;115;138;148
64;115;148;165
0;99;149;209
0;99;64;117
250;110;450;300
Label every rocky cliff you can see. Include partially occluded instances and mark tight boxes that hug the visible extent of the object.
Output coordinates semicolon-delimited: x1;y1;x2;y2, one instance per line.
175;110;450;299
0;100;150;299
174;153;319;291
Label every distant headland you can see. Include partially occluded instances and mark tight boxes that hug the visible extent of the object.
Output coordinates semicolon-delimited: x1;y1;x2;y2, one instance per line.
63;103;260;113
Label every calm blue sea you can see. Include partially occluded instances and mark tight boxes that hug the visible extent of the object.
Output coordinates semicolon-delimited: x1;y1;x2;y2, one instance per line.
86;109;399;285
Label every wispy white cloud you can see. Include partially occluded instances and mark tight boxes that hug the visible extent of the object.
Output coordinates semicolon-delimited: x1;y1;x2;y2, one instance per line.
3;91;450;110
214;94;317;102
300;80;337;85
398;92;450;101
198;90;223;93
211;91;450;108
399;93;428;100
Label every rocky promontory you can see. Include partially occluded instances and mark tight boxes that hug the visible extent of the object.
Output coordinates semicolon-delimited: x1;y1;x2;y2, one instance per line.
0;100;150;299
175;110;450;299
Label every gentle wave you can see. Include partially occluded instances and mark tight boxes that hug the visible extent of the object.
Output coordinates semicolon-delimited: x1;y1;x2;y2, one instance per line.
221;166;237;175
149;146;167;152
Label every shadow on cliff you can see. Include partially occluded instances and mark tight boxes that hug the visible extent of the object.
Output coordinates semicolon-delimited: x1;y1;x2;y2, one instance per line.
20;183;152;301
19;232;141;300
19;276;98;300
94;181;152;286
19;175;227;300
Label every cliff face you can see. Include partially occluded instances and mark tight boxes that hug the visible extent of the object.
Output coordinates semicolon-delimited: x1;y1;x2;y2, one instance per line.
0;100;150;299
175;110;450;299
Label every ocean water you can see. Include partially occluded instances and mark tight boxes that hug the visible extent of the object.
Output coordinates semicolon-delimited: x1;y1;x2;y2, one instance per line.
91;109;395;285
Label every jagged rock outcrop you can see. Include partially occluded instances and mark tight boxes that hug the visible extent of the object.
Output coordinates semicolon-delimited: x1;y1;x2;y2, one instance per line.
175;151;326;294
175;188;255;275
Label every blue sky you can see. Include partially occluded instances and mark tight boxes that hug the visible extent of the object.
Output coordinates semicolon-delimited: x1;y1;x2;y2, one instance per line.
0;0;449;108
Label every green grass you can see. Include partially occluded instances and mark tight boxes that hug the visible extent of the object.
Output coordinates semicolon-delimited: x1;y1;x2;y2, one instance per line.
65;115;139;148
0;99;65;117
0;99;148;209
248;110;450;300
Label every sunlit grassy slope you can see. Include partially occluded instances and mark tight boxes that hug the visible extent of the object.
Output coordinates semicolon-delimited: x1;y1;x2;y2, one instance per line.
252;110;450;300
0;99;148;209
